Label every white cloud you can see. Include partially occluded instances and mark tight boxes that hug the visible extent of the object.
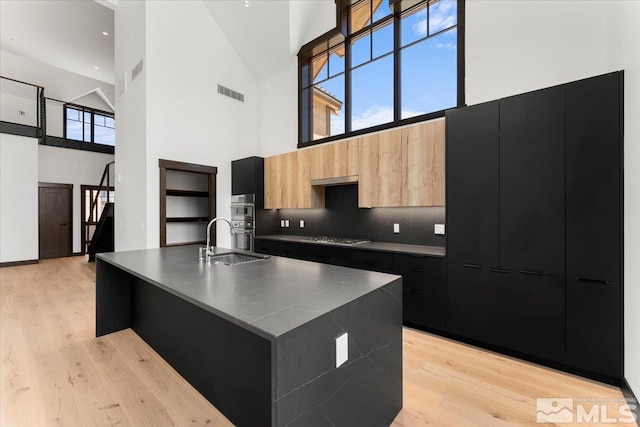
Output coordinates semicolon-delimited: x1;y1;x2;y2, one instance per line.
352;105;394;131
437;42;457;50
412;0;457;38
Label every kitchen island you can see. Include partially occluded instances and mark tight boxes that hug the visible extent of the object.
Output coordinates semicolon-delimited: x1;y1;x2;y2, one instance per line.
96;245;402;427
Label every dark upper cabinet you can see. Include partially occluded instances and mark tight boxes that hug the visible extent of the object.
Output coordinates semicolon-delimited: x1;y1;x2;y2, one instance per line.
566;277;621;378
448;265;565;363
231;157;264;201
499;87;566;276
446;101;500;268
566;73;622;283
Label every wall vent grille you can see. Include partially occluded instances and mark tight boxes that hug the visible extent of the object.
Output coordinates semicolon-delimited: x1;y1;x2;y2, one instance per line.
132;59;144;81
217;84;244;102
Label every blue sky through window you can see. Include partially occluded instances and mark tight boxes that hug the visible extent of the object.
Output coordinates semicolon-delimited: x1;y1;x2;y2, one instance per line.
313;0;457;138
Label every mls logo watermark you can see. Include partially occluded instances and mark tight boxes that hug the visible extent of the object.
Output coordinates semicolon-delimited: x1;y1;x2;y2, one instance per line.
536;398;573;423
536;397;638;424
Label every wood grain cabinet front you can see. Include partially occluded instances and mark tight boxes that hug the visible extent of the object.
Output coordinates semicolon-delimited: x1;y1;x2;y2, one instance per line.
358;120;445;207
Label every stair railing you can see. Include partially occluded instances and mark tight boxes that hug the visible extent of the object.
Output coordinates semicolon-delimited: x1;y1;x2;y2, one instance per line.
87;161;115;248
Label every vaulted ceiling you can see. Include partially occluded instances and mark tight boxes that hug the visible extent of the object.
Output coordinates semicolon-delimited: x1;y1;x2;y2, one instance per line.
0;0;115;84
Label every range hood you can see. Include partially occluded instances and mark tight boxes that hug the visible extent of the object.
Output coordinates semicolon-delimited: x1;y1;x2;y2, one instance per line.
310;175;358;187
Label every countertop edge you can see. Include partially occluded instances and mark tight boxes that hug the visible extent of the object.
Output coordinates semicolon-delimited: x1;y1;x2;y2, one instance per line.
255;235;446;258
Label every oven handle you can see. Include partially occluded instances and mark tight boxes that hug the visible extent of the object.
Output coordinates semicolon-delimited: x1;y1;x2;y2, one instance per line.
231;203;254;207
232;229;255;234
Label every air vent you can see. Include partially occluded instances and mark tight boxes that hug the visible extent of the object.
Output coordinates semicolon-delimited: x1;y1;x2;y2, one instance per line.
218;84;244;102
132;59;144;81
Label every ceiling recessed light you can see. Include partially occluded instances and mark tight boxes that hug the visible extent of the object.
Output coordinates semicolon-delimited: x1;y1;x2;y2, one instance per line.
94;66;100;70
244;1;249;7
102;31;109;36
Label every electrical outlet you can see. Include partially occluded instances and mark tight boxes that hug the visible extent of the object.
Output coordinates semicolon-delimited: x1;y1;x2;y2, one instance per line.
434;224;445;235
280;220;285;227
300;220;305;228
393;223;400;234
336;333;348;368
285;219;290;227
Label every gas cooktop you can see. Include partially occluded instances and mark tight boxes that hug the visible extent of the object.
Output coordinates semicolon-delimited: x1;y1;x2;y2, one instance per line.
303;236;370;246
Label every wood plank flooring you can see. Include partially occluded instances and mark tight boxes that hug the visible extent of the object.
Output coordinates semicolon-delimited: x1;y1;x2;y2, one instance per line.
1;256;635;426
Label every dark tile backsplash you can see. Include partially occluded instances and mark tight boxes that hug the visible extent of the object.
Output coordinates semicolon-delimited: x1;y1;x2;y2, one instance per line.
259;184;445;247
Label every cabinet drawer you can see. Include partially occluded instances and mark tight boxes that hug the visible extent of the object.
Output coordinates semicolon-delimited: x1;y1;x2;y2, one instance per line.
393;254;446;295
350;250;394;273
299;245;351;266
254;240;295;258
403;289;446;331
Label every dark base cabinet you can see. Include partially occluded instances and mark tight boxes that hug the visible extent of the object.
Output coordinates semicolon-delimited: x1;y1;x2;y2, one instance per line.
448;265;565;364
255;238;448;332
403;289;446;331
566;278;622;378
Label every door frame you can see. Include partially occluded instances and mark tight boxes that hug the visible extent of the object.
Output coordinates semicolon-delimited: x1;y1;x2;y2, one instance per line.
38;182;73;259
80;184;115;255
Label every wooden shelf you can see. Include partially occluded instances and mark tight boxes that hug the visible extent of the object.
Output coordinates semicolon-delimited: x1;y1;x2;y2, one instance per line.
165;240;206;247
166;189;209;197
166;217;210;223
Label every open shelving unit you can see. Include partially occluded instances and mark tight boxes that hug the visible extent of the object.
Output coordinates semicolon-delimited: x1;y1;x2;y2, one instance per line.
159;159;217;248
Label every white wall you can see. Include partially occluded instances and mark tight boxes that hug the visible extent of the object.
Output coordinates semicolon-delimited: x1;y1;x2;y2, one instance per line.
465;1;611;105
605;0;640;399
0;50;115;109
113;0;148;252
0;134;38;263
143;0;259;249
38;145;114;253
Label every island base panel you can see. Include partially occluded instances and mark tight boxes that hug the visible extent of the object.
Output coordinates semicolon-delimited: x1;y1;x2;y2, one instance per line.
131;276;273;427
276;279;403;426
96;259;132;337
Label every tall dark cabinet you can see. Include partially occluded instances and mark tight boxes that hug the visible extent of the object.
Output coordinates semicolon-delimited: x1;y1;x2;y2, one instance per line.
446;71;623;383
446;100;500;268
565;73;623;378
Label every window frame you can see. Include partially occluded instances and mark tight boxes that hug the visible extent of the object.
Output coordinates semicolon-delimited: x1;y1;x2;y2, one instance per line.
62;102;115;151
297;0;465;148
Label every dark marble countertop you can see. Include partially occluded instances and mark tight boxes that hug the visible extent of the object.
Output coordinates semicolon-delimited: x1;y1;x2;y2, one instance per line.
97;245;401;340
256;234;446;258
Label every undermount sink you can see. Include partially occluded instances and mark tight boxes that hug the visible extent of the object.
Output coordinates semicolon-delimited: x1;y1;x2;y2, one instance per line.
208;252;270;266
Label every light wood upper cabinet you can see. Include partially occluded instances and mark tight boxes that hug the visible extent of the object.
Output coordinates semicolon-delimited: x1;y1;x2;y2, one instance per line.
265;118;445;209
359;120;445;207
309;139;359;181
264;151;324;209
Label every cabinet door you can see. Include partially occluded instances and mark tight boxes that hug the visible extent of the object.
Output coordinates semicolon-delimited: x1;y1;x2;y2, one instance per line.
231;157;256;196
500;87;565;276
309;139;359;180
403;289;446;331
446;101;500;267
566;277;621;378
448;265;565;363
401;120;445;206
358;129;403;207
264;155;283;209
566;73;621;283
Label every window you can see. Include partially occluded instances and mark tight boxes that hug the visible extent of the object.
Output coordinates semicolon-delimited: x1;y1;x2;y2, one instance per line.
64;105;115;146
298;0;463;146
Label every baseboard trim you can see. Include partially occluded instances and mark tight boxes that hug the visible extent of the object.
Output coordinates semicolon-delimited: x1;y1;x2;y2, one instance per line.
0;259;39;268
72;252;83;256
621;378;640;421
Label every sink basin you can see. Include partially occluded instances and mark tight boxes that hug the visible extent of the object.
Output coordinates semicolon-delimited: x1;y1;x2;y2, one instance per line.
208;252;270;266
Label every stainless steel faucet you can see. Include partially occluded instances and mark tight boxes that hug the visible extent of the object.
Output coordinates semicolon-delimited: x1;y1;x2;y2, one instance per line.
205;217;235;257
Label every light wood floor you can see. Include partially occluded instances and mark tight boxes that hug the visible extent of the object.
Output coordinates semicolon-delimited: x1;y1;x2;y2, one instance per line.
1;256;635;426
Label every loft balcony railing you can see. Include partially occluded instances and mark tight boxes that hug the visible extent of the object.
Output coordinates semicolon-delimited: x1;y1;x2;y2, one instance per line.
1;75;114;154
0;76;44;137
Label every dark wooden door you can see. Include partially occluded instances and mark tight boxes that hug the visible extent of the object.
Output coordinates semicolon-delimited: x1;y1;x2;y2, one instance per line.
499;87;565;276
39;183;72;259
445;100;500;268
